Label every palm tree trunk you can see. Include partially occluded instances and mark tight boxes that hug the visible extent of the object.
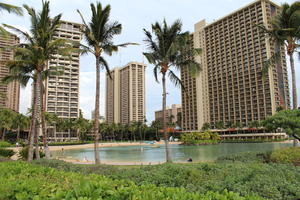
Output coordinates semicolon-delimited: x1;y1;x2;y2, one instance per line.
2;129;6;140
34;128;40;160
289;54;297;110
34;72;42;160
28;77;39;162
17;126;20;141
162;73;171;162
289;54;299;146
39;77;50;159
94;56;101;164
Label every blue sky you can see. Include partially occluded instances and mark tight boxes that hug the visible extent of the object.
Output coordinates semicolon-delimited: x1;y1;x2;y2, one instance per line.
2;0;299;122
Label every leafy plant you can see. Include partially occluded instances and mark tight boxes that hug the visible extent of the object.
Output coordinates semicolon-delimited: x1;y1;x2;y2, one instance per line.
0;161;264;200
271;147;300;166
0;141;13;148
180;131;220;145
0;148;14;157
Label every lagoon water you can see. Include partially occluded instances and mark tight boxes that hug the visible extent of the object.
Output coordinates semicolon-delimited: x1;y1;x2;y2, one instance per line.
52;142;292;163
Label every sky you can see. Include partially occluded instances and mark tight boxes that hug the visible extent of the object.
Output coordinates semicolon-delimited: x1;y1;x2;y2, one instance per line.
1;0;299;122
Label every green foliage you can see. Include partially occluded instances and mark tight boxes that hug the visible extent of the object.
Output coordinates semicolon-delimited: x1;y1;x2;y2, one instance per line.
216;151;272;163
19;147;45;160
271;147;300;166
0;161;263;200
181;131;220;145
34;159;300;200
262;110;300;138
0;148;14;157
0;141;13;148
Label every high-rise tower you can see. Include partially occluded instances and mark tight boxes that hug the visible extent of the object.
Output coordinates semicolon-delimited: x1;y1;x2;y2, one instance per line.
0;32;20;112
106;62;146;124
181;0;290;131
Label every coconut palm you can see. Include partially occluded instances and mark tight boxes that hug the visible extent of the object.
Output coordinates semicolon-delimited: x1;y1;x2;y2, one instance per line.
0;2;23;35
3;1;75;161
13;113;30;141
143;19;201;162
77;2;135;164
258;2;300;109
151;120;162;140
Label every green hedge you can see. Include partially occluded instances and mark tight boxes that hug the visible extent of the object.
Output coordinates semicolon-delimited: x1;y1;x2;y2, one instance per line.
0;149;14;158
0;141;13;148
33;159;300;200
0;161;263;200
181;131;220;145
271;147;300;165
216;151;272;163
47;141;92;146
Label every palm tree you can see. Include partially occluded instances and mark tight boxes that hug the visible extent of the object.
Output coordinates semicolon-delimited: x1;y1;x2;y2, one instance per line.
13;113;30;141
151;120;162;140
0;108;16;140
4;1;75;161
258;2;300;109
143;19;201;162
0;2;23;35
77;2;135;164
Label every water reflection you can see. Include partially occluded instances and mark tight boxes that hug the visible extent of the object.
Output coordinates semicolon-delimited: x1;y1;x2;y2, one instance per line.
52;142;292;163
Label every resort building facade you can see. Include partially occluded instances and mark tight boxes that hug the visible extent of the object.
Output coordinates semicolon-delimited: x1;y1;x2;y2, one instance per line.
0;33;20;112
181;0;290;131
106;62;146;125
44;20;82;140
155;104;182;126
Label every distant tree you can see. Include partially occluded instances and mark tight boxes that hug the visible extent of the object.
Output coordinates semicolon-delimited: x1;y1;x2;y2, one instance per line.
0;108;16;140
151;120;162;140
248;121;260;129
201;122;211;131
262;110;300;146
215;121;225;129
176;112;182;128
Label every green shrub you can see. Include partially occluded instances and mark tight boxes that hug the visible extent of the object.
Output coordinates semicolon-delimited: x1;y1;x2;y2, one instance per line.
0;148;14;157
0;161;263;200
181;131;221;145
0;156;10;162
34;159;300;200
19;147;45;160
0;141;13;148
216;151;272;163
271;147;300;166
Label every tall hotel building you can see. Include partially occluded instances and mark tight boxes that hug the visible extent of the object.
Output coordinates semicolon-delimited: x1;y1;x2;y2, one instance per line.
106;62;146;125
45;21;82;139
0;33;20;112
182;0;290;131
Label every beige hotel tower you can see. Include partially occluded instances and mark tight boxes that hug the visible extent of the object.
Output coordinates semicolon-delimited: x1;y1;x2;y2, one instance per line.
106;62;146;125
45;21;82;139
0;33;20;112
181;0;290;131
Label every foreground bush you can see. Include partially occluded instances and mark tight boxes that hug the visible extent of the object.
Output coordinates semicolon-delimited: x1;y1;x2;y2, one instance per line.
216;151;272;163
0;141;13;148
34;159;300;200
0;149;14;158
0;161;263;200
271;147;300;166
181;131;220;145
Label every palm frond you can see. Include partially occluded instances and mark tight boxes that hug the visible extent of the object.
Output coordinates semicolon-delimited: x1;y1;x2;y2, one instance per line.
0;3;23;15
168;70;183;89
99;56;111;79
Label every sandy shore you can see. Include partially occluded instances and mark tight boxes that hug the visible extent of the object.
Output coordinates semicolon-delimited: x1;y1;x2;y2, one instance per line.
49;141;181;151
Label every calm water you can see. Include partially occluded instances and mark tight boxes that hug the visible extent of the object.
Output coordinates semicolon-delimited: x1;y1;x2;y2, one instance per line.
52;143;292;163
